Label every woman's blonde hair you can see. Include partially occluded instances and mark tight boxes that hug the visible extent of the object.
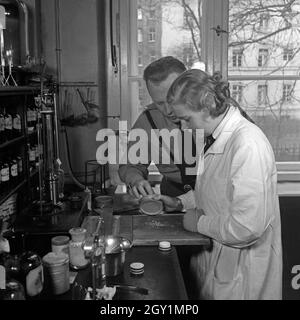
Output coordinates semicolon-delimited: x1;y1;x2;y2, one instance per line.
167;69;232;118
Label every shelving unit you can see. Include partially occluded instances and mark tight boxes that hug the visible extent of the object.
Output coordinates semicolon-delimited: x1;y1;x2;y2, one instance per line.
0;86;42;213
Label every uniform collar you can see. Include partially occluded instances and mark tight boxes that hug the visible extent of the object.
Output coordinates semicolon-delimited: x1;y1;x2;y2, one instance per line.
207;106;242;155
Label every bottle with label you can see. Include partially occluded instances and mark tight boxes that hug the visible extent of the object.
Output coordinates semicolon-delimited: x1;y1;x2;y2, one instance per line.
12;113;22;138
4;111;13;141
0;161;10;192
27;107;34;133
19;251;44;299
9;158;18;185
16;156;23;179
69;228;89;270
28;145;36;172
0;109;5;144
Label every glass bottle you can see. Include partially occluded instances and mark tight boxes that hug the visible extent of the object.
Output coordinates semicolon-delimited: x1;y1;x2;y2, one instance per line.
0;161;10;191
19;251;44;299
12;112;22;138
69;228;89;270
9;157;18;185
2;279;25;300
4;110;12;141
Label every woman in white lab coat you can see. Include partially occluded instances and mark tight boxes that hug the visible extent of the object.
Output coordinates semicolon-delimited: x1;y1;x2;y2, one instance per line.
155;69;283;300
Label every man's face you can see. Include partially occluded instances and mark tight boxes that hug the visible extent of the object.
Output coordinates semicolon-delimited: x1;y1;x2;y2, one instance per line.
147;72;181;117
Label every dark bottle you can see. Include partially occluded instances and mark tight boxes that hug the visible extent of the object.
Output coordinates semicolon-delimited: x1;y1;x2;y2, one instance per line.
9;158;18;185
19;251;44;299
27;107;33;133
12;113;22;138
0;161;10;191
16;156;23;179
2;279;25;300
28;145;36;172
4;111;13;141
0;109;5;144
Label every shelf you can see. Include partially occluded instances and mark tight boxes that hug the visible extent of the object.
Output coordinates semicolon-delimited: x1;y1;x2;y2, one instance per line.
0;135;25;150
0;86;40;96
0;179;27;206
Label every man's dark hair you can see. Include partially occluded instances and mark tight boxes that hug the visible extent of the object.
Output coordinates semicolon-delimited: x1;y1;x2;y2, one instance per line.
143;56;186;84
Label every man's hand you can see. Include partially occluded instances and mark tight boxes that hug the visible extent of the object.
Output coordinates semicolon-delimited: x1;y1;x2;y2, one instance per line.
152;194;183;212
183;209;205;233
129;179;154;199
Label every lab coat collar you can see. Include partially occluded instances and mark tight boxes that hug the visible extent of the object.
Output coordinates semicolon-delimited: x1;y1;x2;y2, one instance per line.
207;106;242;155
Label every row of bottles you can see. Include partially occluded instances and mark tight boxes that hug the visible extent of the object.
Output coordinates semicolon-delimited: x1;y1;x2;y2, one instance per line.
0;106;42;145
0;232;44;300
0;109;22;143
0;154;24;193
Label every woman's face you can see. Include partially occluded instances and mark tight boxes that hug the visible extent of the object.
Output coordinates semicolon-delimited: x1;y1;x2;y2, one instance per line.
172;103;208;131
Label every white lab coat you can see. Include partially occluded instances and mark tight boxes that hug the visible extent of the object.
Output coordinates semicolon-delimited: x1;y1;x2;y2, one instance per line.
179;107;282;300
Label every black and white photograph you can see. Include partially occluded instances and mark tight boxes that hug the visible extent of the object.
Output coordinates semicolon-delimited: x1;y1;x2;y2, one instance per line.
0;0;300;308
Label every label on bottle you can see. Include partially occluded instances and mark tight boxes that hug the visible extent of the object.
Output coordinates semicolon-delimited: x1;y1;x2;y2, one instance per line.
5;115;12;130
25;265;44;297
1;167;9;182
13;115;21;131
0;266;5;290
11;163;18;177
29;149;35;162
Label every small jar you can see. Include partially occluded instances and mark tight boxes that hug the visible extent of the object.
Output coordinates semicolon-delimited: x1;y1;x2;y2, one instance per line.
69;228;89;270
42;252;70;295
51;236;70;257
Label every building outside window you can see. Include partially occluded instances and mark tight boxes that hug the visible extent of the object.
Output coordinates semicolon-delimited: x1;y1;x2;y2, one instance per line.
232;49;243;67
138;50;143;66
258;49;269;67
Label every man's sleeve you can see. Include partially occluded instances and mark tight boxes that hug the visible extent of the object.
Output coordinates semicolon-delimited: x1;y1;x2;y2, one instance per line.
118;112;151;185
196;141;276;249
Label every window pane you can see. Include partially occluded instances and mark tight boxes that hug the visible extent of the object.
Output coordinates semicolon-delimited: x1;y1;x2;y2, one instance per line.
130;0;204;122
228;0;300;162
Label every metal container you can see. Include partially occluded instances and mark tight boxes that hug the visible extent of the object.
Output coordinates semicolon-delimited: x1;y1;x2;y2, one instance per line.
104;236;132;277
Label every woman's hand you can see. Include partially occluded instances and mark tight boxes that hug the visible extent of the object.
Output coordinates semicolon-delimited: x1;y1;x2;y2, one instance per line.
152;194;183;212
183;209;205;233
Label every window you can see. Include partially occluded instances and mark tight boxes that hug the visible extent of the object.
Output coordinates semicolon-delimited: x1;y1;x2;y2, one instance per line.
258;49;269;67
138;28;143;43
258;85;268;105
283;48;293;61
138;50;143;66
137;7;143;20
232;49;243;67
149;9;155;20
231;84;243;103
150;50;156;62
283;84;292;102
109;0;300;174
149;27;156;42
259;14;270;29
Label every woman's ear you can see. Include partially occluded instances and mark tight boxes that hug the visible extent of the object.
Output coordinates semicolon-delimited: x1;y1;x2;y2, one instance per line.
202;91;217;115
